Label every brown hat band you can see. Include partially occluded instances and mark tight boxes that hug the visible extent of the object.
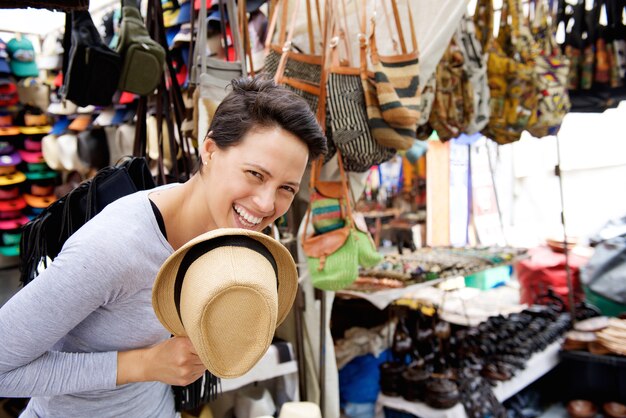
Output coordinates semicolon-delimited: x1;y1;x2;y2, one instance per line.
173;235;278;323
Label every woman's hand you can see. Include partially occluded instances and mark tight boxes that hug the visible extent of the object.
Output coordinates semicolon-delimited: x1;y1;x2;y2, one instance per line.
117;336;207;386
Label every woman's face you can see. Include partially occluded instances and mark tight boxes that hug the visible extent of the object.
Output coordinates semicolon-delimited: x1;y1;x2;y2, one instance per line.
200;125;309;232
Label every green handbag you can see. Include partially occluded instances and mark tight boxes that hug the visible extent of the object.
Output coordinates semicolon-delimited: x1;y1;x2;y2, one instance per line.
116;0;166;95
305;224;359;291
303;154;361;291
354;228;383;268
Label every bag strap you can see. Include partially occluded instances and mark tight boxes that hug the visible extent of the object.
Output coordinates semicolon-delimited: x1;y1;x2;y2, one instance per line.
473;0;493;51
239;0;255;75
267;0;321;61
371;0;417;56
190;0;206;85
389;0;416;54
273;0;302;83
228;0;247;75
533;0;559;55
264;0;282;52
197;0;208;76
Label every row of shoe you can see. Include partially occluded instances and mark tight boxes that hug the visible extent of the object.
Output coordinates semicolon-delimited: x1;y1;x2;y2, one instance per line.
379;303;571;413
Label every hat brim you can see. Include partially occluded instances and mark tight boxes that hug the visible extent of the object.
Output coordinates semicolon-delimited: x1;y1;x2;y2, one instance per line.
0;127;20;136
0;196;26;212
19;126;51;135
152;227;297;336
24;170;57;181
18;149;44;164
10;61;39;78
0;171;26;186
23;193;56;209
0;152;21;167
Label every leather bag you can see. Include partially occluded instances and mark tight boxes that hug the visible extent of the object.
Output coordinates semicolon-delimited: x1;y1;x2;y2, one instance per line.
61;10;121;107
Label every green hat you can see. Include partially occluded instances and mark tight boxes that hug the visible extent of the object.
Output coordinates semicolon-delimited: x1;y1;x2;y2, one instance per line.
7;37;39;78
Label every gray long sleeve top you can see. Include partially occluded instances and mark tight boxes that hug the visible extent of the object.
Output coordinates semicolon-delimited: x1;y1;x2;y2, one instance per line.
0;185;178;417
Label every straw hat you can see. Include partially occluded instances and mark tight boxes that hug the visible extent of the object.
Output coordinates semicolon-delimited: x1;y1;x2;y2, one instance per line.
152;228;298;378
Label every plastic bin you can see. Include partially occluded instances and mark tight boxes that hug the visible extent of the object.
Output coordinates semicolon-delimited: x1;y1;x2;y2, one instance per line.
559;350;626;403
583;286;626;317
464;265;511;290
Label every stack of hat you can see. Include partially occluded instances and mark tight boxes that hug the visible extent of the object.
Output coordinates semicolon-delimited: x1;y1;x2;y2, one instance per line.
596;318;626;355
0;114;28;261
1;39;20;112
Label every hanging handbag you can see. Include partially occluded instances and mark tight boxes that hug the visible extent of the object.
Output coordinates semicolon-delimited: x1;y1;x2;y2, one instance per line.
526;0;570;137
116;0;166;96
61;10;122;107
482;0;540;145
362;0;419;151
262;0;324;114
302;155;359;291
427;35;475;142
370;0;420;128
456;10;490;135
193;0;247;142
302;152;381;291
325;0;395;172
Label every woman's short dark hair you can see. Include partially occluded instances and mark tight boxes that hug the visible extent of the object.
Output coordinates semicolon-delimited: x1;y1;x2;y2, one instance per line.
205;75;327;162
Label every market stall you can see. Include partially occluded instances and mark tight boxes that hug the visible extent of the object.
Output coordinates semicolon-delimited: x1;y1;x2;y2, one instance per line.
0;0;626;417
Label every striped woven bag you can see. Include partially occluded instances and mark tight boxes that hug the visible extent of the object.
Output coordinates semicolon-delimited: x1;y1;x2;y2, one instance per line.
362;0;420;151
325;0;395;172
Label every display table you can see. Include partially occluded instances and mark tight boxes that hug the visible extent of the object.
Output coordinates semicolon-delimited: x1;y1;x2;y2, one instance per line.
378;394;467;418
221;342;298;393
337;279;444;310
377;340;562;417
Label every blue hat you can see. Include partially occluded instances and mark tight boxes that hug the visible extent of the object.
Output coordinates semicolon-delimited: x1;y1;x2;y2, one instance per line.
166;26;180;49
0;39;10;75
50;116;71;135
173;1;192;26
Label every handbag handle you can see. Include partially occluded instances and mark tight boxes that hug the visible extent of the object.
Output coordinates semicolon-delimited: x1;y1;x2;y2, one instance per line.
265;0;322;55
273;0;303;83
226;0;247;74
532;0;559;56
239;0;255;75
369;0;417;61
473;0;494;51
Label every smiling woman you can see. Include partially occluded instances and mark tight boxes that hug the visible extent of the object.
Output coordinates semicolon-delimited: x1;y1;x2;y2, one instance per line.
0;75;327;417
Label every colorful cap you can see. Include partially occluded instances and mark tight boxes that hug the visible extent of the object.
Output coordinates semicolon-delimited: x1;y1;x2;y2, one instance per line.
0;39;10;75
0;152;21;167
6;37;39;78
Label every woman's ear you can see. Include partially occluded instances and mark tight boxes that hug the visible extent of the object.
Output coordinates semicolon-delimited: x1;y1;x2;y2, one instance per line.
201;135;217;165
